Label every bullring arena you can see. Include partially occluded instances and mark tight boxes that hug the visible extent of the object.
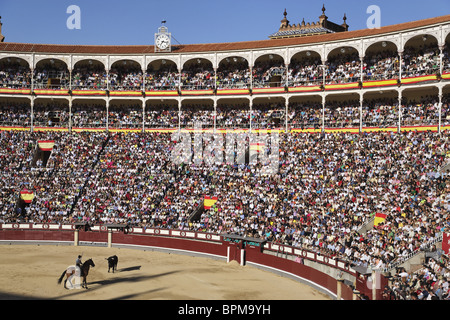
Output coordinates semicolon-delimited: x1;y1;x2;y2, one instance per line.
0;243;330;300
0;5;450;302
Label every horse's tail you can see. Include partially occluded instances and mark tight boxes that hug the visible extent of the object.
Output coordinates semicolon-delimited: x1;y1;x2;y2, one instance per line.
57;270;66;284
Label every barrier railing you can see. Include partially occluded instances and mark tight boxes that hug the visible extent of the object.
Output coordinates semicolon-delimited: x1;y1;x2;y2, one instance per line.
0;222;358;276
380;232;443;273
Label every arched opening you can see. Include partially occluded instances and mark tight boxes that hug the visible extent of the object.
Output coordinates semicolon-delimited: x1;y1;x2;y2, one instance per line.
252;96;285;129
72;59;106;90
216;98;250;129
181;58;214;91
146;59;179;91
403;34;439;78
0;57;32;89
216;57;250;89
326;47;361;85
145;99;178;129
362;90;399;128
402;86;439;127
364;41;399;81
180;99;214;128
443;33;450;74
324;93;361;128
110;60;143;91
0;97;31;127
71;99;106;128
253;54;285;88
108;99;143;129
289;95;322;130
34;98;69;128
35;58;69;90
443;85;450;127
289;51;324;87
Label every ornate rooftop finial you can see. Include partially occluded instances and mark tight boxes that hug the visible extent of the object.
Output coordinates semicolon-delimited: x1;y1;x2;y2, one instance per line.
269;4;347;39
342;13;349;31
319;4;328;23
280;8;289;28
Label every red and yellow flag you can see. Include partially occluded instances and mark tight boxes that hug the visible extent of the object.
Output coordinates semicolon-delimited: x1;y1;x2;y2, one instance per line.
374;213;387;226
204;196;218;210
20;190;34;203
37;140;55;151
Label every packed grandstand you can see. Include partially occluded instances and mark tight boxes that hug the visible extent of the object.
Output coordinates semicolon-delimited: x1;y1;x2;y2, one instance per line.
0;8;449;300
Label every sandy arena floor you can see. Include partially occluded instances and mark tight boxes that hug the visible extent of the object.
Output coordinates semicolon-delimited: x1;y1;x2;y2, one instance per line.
0;244;331;300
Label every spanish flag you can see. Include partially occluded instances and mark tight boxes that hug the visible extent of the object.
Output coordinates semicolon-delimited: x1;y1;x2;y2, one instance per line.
204;196;218;210
252;87;285;94
216;88;250;95
374;213;387;226
400;74;437;85
20;190;34;203
37;140;55;151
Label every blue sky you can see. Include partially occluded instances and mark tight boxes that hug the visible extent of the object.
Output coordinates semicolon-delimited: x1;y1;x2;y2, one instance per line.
0;0;448;45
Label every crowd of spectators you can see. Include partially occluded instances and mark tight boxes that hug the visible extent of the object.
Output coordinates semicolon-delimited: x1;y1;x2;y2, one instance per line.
216;59;251;89
289;102;322;129
216;105;250;128
34;63;70;89
0;128;448;274
145;106;178;128
363;50;400;81
443;44;450;74
326;52;361;84
384;254;450;300
0;102;31;127
71;104;106;128
324;100;361;128
1;96;449;130
253;61;286;88
180;65;215;90
403;45;440;78
0;130;108;221
288;57;324;87
146;68;179;91
108;104;143;129
71;66;107;90
0;44;447;91
361;99;398;128
109;64;143;91
0;61;32;89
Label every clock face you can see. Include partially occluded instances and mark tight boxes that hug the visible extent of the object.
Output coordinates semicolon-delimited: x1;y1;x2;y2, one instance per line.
156;34;170;50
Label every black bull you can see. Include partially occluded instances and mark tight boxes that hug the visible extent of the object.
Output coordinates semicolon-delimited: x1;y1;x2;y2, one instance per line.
106;255;118;273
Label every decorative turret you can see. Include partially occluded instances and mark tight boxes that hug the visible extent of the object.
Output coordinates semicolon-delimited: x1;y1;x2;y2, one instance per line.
319;4;328;24
280;9;289;29
269;5;349;39
342;13;349;31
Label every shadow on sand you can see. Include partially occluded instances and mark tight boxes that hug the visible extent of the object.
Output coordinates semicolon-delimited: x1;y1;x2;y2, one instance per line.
52;270;182;300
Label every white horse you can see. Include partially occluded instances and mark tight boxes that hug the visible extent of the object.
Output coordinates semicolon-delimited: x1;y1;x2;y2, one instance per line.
57;258;95;289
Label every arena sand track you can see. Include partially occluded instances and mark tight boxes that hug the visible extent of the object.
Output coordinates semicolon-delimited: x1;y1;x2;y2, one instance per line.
0;244;331;300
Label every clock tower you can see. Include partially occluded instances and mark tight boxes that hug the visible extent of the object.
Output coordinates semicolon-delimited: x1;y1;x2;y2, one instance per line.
154;22;171;53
